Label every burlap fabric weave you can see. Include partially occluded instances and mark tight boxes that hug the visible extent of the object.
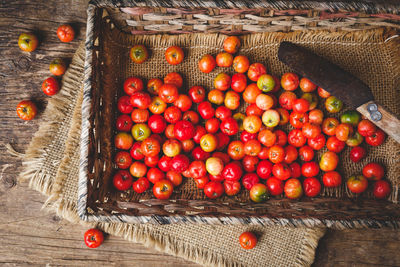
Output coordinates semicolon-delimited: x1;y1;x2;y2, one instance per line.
19;26;400;266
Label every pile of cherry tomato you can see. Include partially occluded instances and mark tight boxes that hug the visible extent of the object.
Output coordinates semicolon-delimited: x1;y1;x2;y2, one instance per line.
113;35;391;202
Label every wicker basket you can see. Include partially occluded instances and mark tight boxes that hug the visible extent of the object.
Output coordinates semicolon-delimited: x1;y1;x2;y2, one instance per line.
78;0;400;228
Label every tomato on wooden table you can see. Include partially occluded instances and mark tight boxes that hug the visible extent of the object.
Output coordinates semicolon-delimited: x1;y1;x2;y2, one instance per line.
42;77;59;96
57;24;75;42
84;229;104;248
16;100;37;120
49;58;67;76
18;33;38;52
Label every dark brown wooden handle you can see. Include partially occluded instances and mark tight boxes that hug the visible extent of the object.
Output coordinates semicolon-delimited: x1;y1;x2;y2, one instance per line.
356;101;400;144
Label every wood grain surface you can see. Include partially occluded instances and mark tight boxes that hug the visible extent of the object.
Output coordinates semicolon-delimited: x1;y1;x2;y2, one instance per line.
0;1;399;266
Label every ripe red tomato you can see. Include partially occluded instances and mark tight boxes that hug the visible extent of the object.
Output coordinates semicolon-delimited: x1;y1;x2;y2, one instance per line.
183;110;200;125
247;63;267;81
308;109;324;125
277;108;290;126
290;162;301;179
281;73;299;91
57;24;75;42
288;129;306;147
303;177;321;197
213;151;230;165
129;44;148;64
140;137;160;157
365;129;386;146
174;94;192;112
357;119;377;137
292;98;310;113
117;96;134;114
147;114;166;134
224;180;241;196
132;177;150;193
373;180;391;199
158;155;172;172
246;103;263;117
182;139;195;153
42;77;59;96
170;154;190;173
159;84;179;103
113;170;133;191
326;136;345;153
114;151;132;169
241;131;257;143
256;160;273;179
198;101;215;119
227;141;245;160
145;155;159;167
350;146;366;163
147;167;165;184
243;84;262;104
188;86;205;103
233;55;250;73
147;78;163;96
250;183;268;202
299;78;317;92
199;54;216;73
204;181;224;199
266;176;284;196
302;123;321;139
284;145;298;164
242;173;260;190
319;151;339;172
231;73;247;93
165;124;175;139
205;118;220;133
223;36;241;54
130;142;144;160
215;106;232;121
298;145;314;162
166;171;183;187
163;106;182;124
307;134;326;150
317;87;331;98
214;73;231;91
131;109;149;123
216;133;230;151
200;133;218;152
16;100;37;120
284;178;303;199
259;148;270;162
209;173;224;183
362;162;384;180
222;162;243;181
116;114;133;131
153;180;174;199
84;228;104;248
268;145;285;164
274;130;287;147
216;52;233;67
347;175;368;194
272;163;291;180
321;117;339;136
279;91;297;110
322;171;342;188
165;46;184;65
49;58;67;76
289;112;309;129
192;146;210;161
243;140;262;157
301;161;319;177
189;160;207;179
18;33;38;52
192;125;206;144
164;72;183;88
220;117;239;136
242;155;259;172
335;123;353;141
174;120;195;141
239;232;257;250
115;132;133;150
130;92;151;109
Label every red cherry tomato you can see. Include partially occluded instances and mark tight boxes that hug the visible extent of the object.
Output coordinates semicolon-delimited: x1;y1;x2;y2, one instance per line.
224;180;241;196
347;175;368;194
301;161;319;177
290;162;301;179
272;163;291;180
303;177;321;197
117;96;134;114
204;181;224;199
362;162;385;180
239;232;257;250
124;77;144;95
113;170;133;191
153;180;174;199
198;101;215;120
199;54;216;73
373;180;391;199
242;173;260;190
281;72;299;91
350;146;366;163
326;136;345;153
365;129;386;146
57;24;75;42
42;77;60;96
222;162;243;181
132;177;150;193
307;134;326;150
298;145;314;162
322;171;342;188
84;228;104;248
165;46;184;65
256;160;273;179
266;176;284;196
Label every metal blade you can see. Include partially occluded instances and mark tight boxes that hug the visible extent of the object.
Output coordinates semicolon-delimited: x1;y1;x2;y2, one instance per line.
278;41;374;109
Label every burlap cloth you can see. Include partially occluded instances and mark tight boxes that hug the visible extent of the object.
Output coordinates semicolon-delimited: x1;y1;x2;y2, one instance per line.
18;26;400;266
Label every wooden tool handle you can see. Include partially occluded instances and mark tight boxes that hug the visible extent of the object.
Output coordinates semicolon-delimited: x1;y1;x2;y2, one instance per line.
356;101;400;144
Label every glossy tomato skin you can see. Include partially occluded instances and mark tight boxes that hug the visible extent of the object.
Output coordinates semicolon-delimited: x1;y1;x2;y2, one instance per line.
114;151;132;169
199;54;216;73
166;171;183;187
117;96;134;114
214;73;231;91
326;136;345;153
189;160;207;179
266;176;284;196
205;157;224;176
149;96;167;114
350;146;366;163
248;63;267;81
243;84;262;104
115;132;134;150
347;175;368;194
256;160;273;179
193;175;208;189
272;163;291;180
141;137;161;157
303;177;321;197
42;77;59;96
224;180;241;196
215;106;232;121
335;123;353;142
116;114;133;131
174;120;195;141
191;146;210;161
281;73;299;91
373;180;391;199
340;110;361;126
209;173;224;183
233;55;250;73
182;139;195;152
357;119;377;137
130;162;146;180
147;78;163;96
220;117;239;136
148;114;167;134
224;91;241;110
158;156;172;172
170;154;190;173
242;173;260;190
241;131;257;143
231;73;247;93
292;98;310;113
198;101;215;119
145;155;159;167
132;177;150;193
284;178;303;199
246;103;263;117
250;183;268;202
164;106;182;124
288;129;307;147
302;123;321;139
147;167;165;184
290;112;309;129
113;170;133;191
268;145;285;164
16;100;37;120
298;145;314;162
204;181;224;199
213;151;230;165
279;91;297;110
130;142;144;160
362;162;384;180
257;74;275;93
322;118;339;136
153;180;174;199
188;86;206;103
130;92;152;109
322;171;342;188
299;78;317;92
130;45;148;64
284;145;298;164
301;161;319;177
159;84;179;103
193;125;206;144
165;46;184;65
290;162;301;179
319;151;339;172
174;94;192;112
84;229;104;248
131;109;149;123
222;162;243;181
346;132;363;147
308;134;326;150
308;109;324;125
164;72;183;88
365;129;386;146
240;155;258;173
275;130;288;147
208;89;224;105
18;33;38;52
162;139;182;157
200;133;218;152
131;123;151;141
49;58;67;76
223;36;241;53
239;232;257;250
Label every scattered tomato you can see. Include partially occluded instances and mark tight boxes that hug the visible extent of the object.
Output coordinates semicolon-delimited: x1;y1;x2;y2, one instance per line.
223;36;241;54
165;46;184;65
373;180;391;199
16;100;37;120
18;33;38;52
49;58;67;76
347;175;368;194
239;232;257;250
130;44;148;63
84;229;104;248
198;54;216;73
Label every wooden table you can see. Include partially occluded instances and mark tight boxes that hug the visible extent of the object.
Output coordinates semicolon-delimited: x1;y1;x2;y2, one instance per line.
0;1;399;266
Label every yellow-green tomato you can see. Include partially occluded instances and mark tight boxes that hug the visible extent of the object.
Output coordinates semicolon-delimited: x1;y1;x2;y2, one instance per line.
131;123;151;141
250;183;269;202
325;96;343;113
